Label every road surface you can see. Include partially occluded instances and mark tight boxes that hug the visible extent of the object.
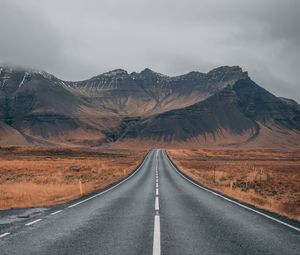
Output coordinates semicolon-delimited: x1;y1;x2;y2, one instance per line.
0;149;299;254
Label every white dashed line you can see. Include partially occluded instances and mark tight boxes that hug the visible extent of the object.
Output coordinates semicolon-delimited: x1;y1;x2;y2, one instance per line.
50;210;63;215
164;150;300;233
153;149;161;255
153;215;161;255
25;219;42;226
0;232;10;238
155;196;160;211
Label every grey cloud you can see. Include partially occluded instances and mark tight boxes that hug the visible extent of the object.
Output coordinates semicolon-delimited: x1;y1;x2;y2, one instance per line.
0;0;299;101
0;1;63;71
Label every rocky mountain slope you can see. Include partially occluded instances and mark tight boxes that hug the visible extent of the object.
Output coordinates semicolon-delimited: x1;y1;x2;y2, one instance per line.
0;66;299;148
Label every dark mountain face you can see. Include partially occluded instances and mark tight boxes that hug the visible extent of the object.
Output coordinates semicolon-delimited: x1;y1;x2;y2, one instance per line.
113;78;300;145
0;66;299;148
109;84;256;143
67;66;248;116
0;67;108;145
233;79;300;130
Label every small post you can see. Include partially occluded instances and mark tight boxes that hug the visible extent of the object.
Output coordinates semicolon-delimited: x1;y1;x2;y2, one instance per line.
213;164;216;183
79;180;83;196
123;169;127;177
230;181;233;190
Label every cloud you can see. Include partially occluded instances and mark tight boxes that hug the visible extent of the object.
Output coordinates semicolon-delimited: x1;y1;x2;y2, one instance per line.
0;0;299;101
0;1;63;70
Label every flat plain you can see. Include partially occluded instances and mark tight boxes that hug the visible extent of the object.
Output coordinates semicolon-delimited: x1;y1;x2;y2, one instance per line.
168;149;300;221
0;146;146;209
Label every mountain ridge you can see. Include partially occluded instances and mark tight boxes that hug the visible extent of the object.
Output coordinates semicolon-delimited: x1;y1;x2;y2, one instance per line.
0;65;299;149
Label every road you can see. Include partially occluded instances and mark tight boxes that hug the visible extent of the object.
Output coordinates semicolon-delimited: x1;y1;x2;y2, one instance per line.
0;149;299;254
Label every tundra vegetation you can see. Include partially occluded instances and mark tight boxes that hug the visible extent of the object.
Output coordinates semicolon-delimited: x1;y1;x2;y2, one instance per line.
168;149;300;221
0;147;146;209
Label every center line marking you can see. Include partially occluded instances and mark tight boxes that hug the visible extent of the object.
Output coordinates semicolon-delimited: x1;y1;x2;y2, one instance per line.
25;218;42;226
153;215;161;255
0;232;10;238
50;210;62;215
155;196;160;210
153;149;161;255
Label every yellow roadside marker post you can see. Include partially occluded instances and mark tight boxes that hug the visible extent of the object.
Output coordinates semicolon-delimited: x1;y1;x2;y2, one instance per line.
79;180;83;196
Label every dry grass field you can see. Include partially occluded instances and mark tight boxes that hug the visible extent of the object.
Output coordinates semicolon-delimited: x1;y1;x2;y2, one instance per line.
168;149;300;221
0;147;146;209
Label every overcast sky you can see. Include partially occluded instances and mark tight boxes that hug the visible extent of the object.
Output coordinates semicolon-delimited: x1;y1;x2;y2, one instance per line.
0;0;299;101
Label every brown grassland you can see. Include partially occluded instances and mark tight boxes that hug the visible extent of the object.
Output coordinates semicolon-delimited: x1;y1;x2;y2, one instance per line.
0;147;146;209
168;149;300;221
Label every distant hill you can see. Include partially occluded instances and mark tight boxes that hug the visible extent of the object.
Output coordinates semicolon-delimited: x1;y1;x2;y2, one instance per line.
0;65;299;149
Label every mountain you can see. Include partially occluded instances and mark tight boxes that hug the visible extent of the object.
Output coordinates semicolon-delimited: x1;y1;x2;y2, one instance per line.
66;66;247;116
112;78;300;149
0;65;299;149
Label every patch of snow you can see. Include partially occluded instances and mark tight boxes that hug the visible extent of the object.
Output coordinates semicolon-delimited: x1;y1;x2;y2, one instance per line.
102;69;128;77
60;81;69;88
18;72;28;88
36;70;55;80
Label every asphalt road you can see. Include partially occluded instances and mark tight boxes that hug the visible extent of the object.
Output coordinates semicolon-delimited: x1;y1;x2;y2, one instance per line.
0;149;299;254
